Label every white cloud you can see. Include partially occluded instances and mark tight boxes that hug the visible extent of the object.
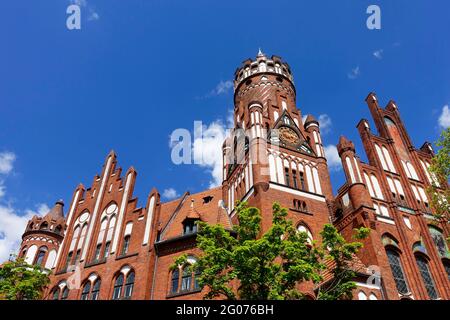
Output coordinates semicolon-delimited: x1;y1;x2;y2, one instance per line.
162;188;179;200
0;150;50;262
324;145;342;172
193;120;229;188
215;80;233;95
88;10;100;21
0;203;49;263
318;114;332;134
347;66;360;80
0;152;16;174
373;49;383;60
199;80;234;99
438;105;450;129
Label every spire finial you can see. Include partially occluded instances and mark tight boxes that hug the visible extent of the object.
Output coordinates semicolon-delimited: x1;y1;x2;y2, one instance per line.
257;48;264;57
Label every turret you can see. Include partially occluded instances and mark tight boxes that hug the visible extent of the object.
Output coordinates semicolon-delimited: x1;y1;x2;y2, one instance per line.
337;136;371;209
304;114;325;158
19;200;66;270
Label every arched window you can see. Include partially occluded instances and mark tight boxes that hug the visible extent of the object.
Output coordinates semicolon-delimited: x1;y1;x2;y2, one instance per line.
121;236;131;256
21;247;27;258
91;279;101;300
357;291;367;300
52;288;60;300
171;269;179;294
61;287;69;300
34;246;47;266
443;259;450;281
81;282;91;300
112;274;124;300
297;224;313;245
124;271;134;299
104;241;111;259
40;221;48;230
54;225;62;235
369;293;378;300
428;226;449;258
385;248;409;295
65;251;73;270
181;266;192;292
74;249;81;264
94;244;102;261
415;255;438;299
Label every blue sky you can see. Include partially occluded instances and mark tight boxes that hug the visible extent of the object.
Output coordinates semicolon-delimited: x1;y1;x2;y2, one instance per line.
0;1;449;260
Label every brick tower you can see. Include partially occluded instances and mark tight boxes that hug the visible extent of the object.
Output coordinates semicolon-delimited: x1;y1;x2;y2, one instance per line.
19;200;66;270
223;49;333;241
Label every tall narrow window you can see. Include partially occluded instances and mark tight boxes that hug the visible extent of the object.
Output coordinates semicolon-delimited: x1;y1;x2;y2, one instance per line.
386;249;409;295
91;279;101;300
65;252;73;270
112;274;124;300
74;249;81;264
35;247;46;266
292;170;298;189
299;172;305;190
121;236;130;256
194;267;201;290
52;288;60;300
61;287;69;300
124;271;135;299
94;244;102;261
428;226;449;258
181;266;192;292
284;167;290;187
171;269;179;294
104;241;111;259
444;260;450;281
81;282;91;300
415;256;438;299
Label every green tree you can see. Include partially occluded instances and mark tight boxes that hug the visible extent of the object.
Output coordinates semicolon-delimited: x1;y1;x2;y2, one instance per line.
0;256;51;300
427;127;450;224
172;201;369;300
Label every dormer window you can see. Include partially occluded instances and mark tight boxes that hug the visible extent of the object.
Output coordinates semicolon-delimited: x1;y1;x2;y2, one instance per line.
183;219;198;235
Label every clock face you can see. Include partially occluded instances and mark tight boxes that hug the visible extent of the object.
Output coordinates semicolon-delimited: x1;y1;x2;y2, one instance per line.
279;126;300;145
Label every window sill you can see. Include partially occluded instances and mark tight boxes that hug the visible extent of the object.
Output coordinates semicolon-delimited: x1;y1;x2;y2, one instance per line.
166;289;202;299
375;214;395;225
85;258;107;268
116;252;139;261
289;208;313;216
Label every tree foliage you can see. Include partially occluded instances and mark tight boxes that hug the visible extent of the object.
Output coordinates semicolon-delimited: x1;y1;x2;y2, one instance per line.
427;128;450;224
172;201;369;300
0;256;50;300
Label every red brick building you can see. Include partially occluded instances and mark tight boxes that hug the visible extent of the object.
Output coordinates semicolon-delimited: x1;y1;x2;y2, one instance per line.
17;51;449;300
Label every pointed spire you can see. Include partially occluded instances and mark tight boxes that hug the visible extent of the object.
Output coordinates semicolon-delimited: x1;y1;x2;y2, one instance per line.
304;114;319;126
337;135;355;155
257;48;265;57
44;200;65;220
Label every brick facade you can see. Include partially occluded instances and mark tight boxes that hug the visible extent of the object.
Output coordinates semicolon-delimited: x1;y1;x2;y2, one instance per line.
17;51;449;300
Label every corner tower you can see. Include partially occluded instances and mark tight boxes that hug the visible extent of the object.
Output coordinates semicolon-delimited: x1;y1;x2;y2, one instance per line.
19;200;66;270
222;51;334;258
